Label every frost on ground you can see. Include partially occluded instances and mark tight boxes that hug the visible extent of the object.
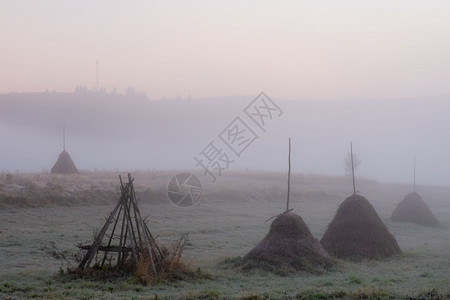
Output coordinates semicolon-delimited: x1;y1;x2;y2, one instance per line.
0;171;449;299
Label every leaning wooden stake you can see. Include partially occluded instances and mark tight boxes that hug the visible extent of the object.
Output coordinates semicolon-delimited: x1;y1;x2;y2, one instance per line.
78;199;122;269
350;142;356;194
100;203;123;267
286;137;291;212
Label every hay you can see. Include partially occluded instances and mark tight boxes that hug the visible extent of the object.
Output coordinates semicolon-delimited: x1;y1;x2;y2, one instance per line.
391;192;440;227
320;194;401;259
136;239;192;284
244;212;333;270
51;150;79;174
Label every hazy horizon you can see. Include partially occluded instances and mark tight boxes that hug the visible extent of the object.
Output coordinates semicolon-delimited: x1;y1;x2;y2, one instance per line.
2;1;450;187
2;1;450;100
1;91;449;188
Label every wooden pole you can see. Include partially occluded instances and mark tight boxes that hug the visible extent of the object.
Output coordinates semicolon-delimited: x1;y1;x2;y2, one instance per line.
286;137;291;212
117;179;129;266
63;121;65;151
350;142;356;194
101;203;123;267
414;157;416;193
78;199;122;269
125;195;138;249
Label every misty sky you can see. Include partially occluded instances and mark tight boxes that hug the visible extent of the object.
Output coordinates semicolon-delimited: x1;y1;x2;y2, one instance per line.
1;1;450;187
2;1;450;100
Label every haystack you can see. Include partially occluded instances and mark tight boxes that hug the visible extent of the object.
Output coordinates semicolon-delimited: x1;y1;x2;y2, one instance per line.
244;212;333;270
391;192;439;227
51;150;79;174
320;194;401;259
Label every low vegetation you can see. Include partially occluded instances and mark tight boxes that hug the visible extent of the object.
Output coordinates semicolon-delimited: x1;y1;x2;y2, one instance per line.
1;170;449;299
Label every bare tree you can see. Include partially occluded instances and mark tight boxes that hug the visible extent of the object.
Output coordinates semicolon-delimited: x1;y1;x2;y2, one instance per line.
344;152;361;175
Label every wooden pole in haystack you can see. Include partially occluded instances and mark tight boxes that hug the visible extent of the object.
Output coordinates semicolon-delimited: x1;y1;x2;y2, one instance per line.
350;142;356;194
286;137;291;212
413;157;416;193
63;121;66;151
265;138;293;223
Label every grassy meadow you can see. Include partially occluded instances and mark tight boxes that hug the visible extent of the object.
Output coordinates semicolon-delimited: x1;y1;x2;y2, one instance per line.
0;170;449;299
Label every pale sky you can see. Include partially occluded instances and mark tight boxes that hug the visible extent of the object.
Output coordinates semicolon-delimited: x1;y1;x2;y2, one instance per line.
1;0;450;100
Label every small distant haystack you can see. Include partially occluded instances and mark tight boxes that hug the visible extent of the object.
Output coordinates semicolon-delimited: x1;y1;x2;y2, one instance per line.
244;212;333;270
51;150;79;174
391;192;439;227
320;194;401;259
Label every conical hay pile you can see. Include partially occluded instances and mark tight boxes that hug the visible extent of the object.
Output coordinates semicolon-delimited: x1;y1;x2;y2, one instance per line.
320;194;401;259
244;212;333;269
391;192;439;227
51;150;79;174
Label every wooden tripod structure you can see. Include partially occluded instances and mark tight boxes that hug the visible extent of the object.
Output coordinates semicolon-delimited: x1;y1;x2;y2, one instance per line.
78;174;164;276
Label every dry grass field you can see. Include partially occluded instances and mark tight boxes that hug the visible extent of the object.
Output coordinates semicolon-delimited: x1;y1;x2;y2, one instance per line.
1;171;449;299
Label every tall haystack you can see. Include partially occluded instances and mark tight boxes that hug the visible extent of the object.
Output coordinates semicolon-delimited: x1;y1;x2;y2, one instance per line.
320;194;401;259
51;150;79;174
244;212;333;270
51;122;79;174
391;192;439;227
